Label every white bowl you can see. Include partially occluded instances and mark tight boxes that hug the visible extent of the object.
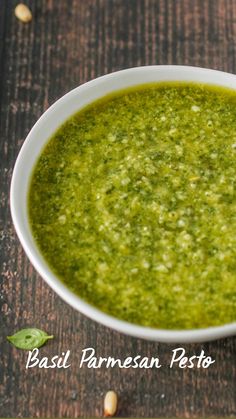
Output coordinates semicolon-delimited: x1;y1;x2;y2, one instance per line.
10;65;236;343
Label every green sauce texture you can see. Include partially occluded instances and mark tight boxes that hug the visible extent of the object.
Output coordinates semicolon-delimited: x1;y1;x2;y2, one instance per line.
29;82;236;329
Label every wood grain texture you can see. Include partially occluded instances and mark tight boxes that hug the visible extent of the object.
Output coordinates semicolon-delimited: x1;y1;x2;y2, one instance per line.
0;0;236;417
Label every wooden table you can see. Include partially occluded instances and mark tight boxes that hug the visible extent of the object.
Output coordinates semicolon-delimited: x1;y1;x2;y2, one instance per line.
0;0;236;417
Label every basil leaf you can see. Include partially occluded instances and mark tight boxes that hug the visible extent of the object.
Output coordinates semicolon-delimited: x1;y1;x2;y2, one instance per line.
7;328;53;350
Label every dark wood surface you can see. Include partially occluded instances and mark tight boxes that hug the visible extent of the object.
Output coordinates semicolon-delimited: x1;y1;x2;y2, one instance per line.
0;0;236;417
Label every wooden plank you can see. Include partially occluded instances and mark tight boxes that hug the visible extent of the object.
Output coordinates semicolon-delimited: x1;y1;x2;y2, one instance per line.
0;0;235;416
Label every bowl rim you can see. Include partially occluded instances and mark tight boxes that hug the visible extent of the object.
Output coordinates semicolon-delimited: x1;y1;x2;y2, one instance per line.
10;65;236;343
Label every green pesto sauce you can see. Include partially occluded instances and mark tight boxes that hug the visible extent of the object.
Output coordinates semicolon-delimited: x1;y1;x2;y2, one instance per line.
29;82;236;329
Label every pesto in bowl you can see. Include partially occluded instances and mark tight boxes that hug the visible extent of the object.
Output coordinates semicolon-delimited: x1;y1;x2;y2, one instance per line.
28;82;236;330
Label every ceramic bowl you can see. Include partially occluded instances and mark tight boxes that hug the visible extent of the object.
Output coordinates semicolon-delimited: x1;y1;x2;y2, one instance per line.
10;65;236;342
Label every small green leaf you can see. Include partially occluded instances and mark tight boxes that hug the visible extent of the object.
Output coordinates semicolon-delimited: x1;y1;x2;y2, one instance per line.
7;328;53;350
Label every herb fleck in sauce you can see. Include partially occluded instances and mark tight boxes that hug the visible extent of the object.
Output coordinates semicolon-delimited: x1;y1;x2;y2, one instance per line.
29;83;236;329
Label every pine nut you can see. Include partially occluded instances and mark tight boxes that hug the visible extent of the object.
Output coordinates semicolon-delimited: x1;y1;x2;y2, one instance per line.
104;391;118;417
15;3;32;23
